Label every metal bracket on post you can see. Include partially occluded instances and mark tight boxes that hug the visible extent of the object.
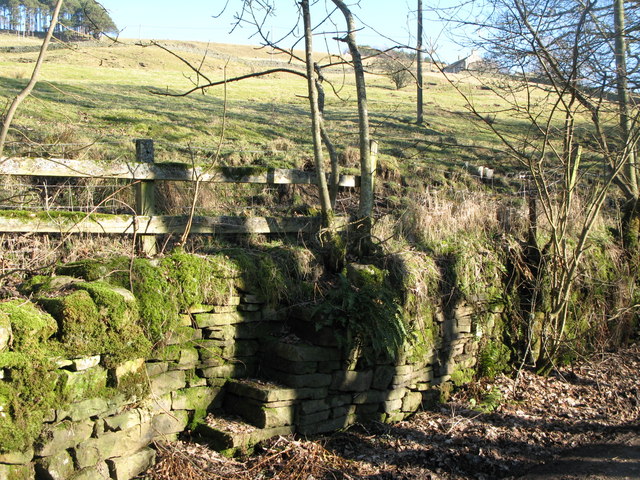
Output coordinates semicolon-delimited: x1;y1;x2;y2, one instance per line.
135;139;157;256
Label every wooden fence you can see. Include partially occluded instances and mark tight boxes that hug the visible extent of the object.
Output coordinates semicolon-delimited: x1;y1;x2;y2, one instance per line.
0;139;362;254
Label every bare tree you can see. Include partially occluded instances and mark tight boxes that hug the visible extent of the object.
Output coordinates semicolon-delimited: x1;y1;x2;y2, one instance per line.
0;0;64;158
331;0;375;253
151;0;376;257
435;0;639;372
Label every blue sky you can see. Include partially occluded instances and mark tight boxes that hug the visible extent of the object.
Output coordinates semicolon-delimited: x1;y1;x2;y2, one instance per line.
102;0;467;63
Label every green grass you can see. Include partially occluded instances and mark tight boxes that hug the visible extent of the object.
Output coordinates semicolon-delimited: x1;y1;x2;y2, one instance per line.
0;34;516;174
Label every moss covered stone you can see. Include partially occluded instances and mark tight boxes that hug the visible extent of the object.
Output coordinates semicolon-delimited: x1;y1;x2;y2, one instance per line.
0;300;57;350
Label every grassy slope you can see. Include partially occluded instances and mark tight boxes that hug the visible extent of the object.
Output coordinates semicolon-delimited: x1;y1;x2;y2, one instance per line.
0;35;514;176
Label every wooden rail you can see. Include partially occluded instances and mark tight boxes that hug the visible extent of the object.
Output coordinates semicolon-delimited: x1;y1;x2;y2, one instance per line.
0;139;364;254
0;157;359;186
0;212;346;235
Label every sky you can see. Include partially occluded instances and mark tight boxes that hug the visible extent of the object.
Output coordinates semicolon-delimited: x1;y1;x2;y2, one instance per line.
101;0;469;63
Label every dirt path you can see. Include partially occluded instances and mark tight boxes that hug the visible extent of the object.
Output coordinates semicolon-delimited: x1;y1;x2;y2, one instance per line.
517;430;640;480
144;345;640;480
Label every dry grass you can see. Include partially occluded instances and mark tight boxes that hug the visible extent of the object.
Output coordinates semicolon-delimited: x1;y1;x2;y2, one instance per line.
397;190;524;245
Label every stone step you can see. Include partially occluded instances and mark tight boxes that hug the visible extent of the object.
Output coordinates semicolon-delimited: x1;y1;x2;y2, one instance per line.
195;413;294;455
223;379;297;429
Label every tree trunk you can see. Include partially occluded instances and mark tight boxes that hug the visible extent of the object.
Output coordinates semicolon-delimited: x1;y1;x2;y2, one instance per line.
332;0;375;255
614;0;640;251
301;0;333;222
417;0;424;125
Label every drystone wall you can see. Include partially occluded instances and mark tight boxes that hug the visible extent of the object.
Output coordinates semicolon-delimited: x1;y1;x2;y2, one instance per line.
0;260;499;480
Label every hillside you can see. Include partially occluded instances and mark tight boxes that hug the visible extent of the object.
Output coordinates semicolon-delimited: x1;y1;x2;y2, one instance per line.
0;34;508;179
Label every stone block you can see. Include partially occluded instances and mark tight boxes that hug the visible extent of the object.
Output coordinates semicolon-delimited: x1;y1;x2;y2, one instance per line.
383;399;403;413
455;354;476;369
165;326;200;346
224;394;295;428
149;370;186;397
107;448;156;480
152;410;189;437
104;408;151;432
226;379;298;403
0;448;33;465
187;374;208;388
175;347;199;369
296;415;352;436
352;390;387;405
297;408;330;426
268;359;317;375
110;358;145;387
0;463;34;480
262;368;332;388
35;449;74;480
355;403;379;415
68;463;110;480
196;340;223;362
242;294;265;304
298;399;329;415
58;368;108;403
185;304;213;314
140;393;172;414
74;423;155;469
267;342;338;362
106;447;156;480
326;394;351;408
145;362;169;377
317;360;341;373
198;362;254;380
386;387;407;401
35;420;94;457
386;412;407;423
295;387;329;400
332;405;356;419
331;370;373;392
402;391;423;412
70;355;101;372
196;419;294;451
66;397;110;421
171;386;220;411
391;367;433;388
195;312;241;328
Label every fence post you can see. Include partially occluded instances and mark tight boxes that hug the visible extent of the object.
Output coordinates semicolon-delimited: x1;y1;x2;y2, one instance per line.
135;139;157;256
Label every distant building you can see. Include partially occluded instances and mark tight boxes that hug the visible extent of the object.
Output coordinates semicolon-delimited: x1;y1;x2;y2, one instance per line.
443;51;484;74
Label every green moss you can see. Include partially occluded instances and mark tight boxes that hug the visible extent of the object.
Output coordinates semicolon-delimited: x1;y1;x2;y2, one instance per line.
115;369;150;400
56;259;113;282
75;281;138;331
161;250;239;308
107;257;180;345
0;302;60;453
39;290;105;355
0;300;58;350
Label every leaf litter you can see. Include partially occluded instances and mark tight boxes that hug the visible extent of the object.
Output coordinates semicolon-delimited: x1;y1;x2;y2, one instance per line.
143;344;640;480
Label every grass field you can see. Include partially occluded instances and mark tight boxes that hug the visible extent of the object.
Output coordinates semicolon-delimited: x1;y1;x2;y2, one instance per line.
0;34;514;177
